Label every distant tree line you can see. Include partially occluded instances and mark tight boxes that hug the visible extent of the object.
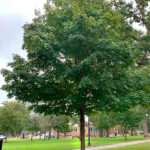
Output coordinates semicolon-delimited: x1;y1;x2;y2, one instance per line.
90;107;147;140
0;101;71;139
0;101;149;141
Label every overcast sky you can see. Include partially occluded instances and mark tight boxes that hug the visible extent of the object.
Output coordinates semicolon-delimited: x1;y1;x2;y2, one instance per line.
0;0;46;102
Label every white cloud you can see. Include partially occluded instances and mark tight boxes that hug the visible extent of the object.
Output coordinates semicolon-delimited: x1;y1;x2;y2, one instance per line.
0;0;46;102
0;0;46;20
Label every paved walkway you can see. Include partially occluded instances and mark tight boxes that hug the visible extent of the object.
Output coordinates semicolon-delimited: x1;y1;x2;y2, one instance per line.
76;140;150;150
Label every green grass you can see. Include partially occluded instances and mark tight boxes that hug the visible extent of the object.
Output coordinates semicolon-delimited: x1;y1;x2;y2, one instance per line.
111;143;150;150
3;136;144;150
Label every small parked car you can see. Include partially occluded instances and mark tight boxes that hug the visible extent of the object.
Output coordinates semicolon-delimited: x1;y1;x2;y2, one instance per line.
0;133;7;140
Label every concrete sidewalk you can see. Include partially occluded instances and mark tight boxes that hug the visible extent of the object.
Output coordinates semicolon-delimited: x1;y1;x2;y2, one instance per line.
76;140;150;150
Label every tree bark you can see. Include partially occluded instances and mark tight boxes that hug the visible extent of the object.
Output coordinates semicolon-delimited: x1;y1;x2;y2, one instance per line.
106;129;109;137
99;130;104;137
131;128;134;136
31;132;33;141
143;118;149;138
49;130;52;139
64;132;67;137
123;128;128;141
80;107;85;150
57;131;60;139
44;132;47;140
22;133;25;139
39;131;42;140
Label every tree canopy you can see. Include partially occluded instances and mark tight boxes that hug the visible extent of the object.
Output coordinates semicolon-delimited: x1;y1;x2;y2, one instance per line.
1;0;138;115
0;101;29;136
90;112;116;137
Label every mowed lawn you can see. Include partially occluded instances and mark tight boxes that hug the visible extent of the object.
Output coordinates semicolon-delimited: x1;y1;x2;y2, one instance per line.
111;143;150;150
3;136;144;150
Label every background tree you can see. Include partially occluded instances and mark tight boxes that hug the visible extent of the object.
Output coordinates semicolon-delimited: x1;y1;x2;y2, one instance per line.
113;0;150;34
1;0;141;149
112;0;150;137
52;115;71;139
129;66;150;137
28;114;41;140
0;101;29;136
90;112;116;137
115;108;144;140
38;115;55;139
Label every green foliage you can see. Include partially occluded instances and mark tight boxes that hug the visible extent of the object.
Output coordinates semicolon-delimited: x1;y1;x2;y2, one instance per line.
52;115;71;133
28;114;71;135
112;0;150;32
1;0;138;116
112;0;150;65
115;108;144;133
91;108;144;137
129;66;150;107
90;112;116;131
28;114;41;133
0;101;30;136
38;115;55;133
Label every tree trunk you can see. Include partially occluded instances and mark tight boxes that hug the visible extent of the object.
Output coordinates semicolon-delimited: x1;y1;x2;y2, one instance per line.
123;128;128;141
57;131;60;139
44;132;47;140
31;132;33;141
106;129;109;137
124;134;127;141
143;118;149;138
49;130;52;139
39;132;42;140
131;128;134;136
80;107;85;150
99;130;104;137
64;132;67;137
22;133;25;139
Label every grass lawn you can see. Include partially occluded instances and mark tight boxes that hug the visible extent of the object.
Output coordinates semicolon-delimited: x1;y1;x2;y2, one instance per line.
3;136;144;150
111;143;150;150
